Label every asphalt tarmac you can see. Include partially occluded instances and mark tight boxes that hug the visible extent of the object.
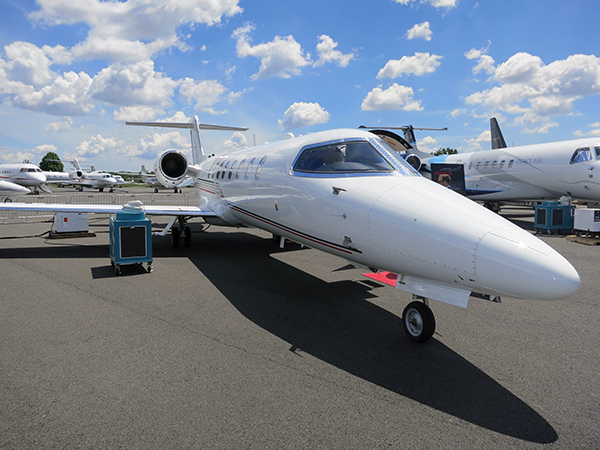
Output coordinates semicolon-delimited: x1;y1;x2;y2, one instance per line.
1;188;599;449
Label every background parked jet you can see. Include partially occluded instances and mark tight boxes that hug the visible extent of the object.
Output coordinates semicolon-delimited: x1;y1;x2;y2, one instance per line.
0;118;580;343
62;159;118;192
365;122;600;211
0;162;48;194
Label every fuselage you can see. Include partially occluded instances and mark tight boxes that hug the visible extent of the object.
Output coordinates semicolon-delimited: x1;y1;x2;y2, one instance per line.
429;138;600;201
79;172;117;189
0;163;46;187
191;129;579;304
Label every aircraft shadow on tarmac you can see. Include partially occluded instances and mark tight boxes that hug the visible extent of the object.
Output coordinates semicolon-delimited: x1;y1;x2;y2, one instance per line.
0;228;557;442
0;239;149;278
171;230;558;444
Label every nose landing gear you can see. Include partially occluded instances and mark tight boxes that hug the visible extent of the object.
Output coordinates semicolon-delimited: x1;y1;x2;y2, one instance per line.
402;299;436;343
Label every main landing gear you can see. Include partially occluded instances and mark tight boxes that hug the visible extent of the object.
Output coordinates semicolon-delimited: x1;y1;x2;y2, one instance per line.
402;298;436;343
171;216;192;248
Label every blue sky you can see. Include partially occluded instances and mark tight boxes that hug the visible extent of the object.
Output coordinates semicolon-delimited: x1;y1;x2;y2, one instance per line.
0;0;599;171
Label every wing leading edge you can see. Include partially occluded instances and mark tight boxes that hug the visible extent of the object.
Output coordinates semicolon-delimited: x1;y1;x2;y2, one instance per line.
0;202;217;217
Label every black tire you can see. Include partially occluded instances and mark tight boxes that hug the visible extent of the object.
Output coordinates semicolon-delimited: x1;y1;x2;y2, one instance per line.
402;301;436;343
184;226;191;247
172;227;180;248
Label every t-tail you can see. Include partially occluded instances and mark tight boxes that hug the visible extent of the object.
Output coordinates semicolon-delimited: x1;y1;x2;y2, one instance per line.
126;116;248;165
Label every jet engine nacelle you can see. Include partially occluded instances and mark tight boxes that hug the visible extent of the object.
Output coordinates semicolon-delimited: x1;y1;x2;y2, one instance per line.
400;153;422;171
154;149;188;188
69;170;83;179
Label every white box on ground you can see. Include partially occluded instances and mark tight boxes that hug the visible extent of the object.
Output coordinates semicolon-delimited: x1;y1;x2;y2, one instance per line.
55;212;89;233
573;209;600;232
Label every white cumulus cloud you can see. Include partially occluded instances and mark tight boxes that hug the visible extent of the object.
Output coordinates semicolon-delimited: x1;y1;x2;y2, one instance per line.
361;83;423;111
314;35;354;67
465;52;600;129
394;0;458;9
30;0;243;63
278;102;330;130
377;53;442;78
233;24;311;80
406;22;432;41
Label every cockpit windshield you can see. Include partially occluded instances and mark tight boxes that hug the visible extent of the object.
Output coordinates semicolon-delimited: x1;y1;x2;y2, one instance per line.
570;147;593;164
292;138;417;177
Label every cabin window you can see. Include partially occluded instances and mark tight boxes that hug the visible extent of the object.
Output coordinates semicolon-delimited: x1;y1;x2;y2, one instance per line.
476;162;481;169
508;159;515;168
229;160;238;179
491;161;497;169
245;158;255;180
484;161;489;169
468;162;473;170
237;159;246;179
499;160;505;168
570;147;593;164
255;156;267;180
293;141;395;174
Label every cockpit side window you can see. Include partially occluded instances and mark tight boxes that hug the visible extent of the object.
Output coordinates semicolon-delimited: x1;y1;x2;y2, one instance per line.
293;141;395;175
570;147;593;164
595;146;600;160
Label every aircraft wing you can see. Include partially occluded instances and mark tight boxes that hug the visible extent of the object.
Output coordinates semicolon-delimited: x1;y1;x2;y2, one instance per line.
0;202;217;217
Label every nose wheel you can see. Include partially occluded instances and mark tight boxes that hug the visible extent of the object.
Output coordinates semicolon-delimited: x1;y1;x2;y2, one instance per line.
402;300;436;342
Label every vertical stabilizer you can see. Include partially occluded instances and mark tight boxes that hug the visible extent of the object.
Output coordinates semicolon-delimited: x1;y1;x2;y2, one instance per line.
190;116;203;165
70;158;83;172
402;126;418;149
490;117;507;149
126;117;248;165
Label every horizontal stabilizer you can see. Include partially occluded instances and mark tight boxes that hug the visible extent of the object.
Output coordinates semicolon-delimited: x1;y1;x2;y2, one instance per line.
126;121;248;132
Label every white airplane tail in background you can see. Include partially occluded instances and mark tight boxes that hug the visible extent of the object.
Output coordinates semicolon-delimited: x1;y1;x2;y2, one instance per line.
126;116;248;165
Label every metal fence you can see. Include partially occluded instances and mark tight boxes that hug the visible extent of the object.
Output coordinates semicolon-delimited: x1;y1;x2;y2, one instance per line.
0;193;196;224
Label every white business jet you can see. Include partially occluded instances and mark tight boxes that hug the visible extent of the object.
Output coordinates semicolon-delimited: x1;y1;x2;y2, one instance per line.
0;162;48;194
371;120;600;211
63;159;118;192
0;120;580;342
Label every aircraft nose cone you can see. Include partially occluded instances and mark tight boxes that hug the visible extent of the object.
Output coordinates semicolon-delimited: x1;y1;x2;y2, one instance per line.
475;227;580;300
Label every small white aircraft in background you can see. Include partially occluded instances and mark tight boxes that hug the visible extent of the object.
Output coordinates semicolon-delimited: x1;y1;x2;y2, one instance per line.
62;159;118;192
0;118;580;343
0;162;48;194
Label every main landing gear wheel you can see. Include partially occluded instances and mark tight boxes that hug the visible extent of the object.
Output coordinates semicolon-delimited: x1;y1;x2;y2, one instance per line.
402;301;436;343
171;227;180;248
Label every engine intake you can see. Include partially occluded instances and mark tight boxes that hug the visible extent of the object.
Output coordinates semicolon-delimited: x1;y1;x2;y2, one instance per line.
155;150;188;188
400;153;422;171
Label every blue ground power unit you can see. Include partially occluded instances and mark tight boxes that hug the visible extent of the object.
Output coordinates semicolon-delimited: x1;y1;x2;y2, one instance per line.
109;207;153;275
534;201;575;234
